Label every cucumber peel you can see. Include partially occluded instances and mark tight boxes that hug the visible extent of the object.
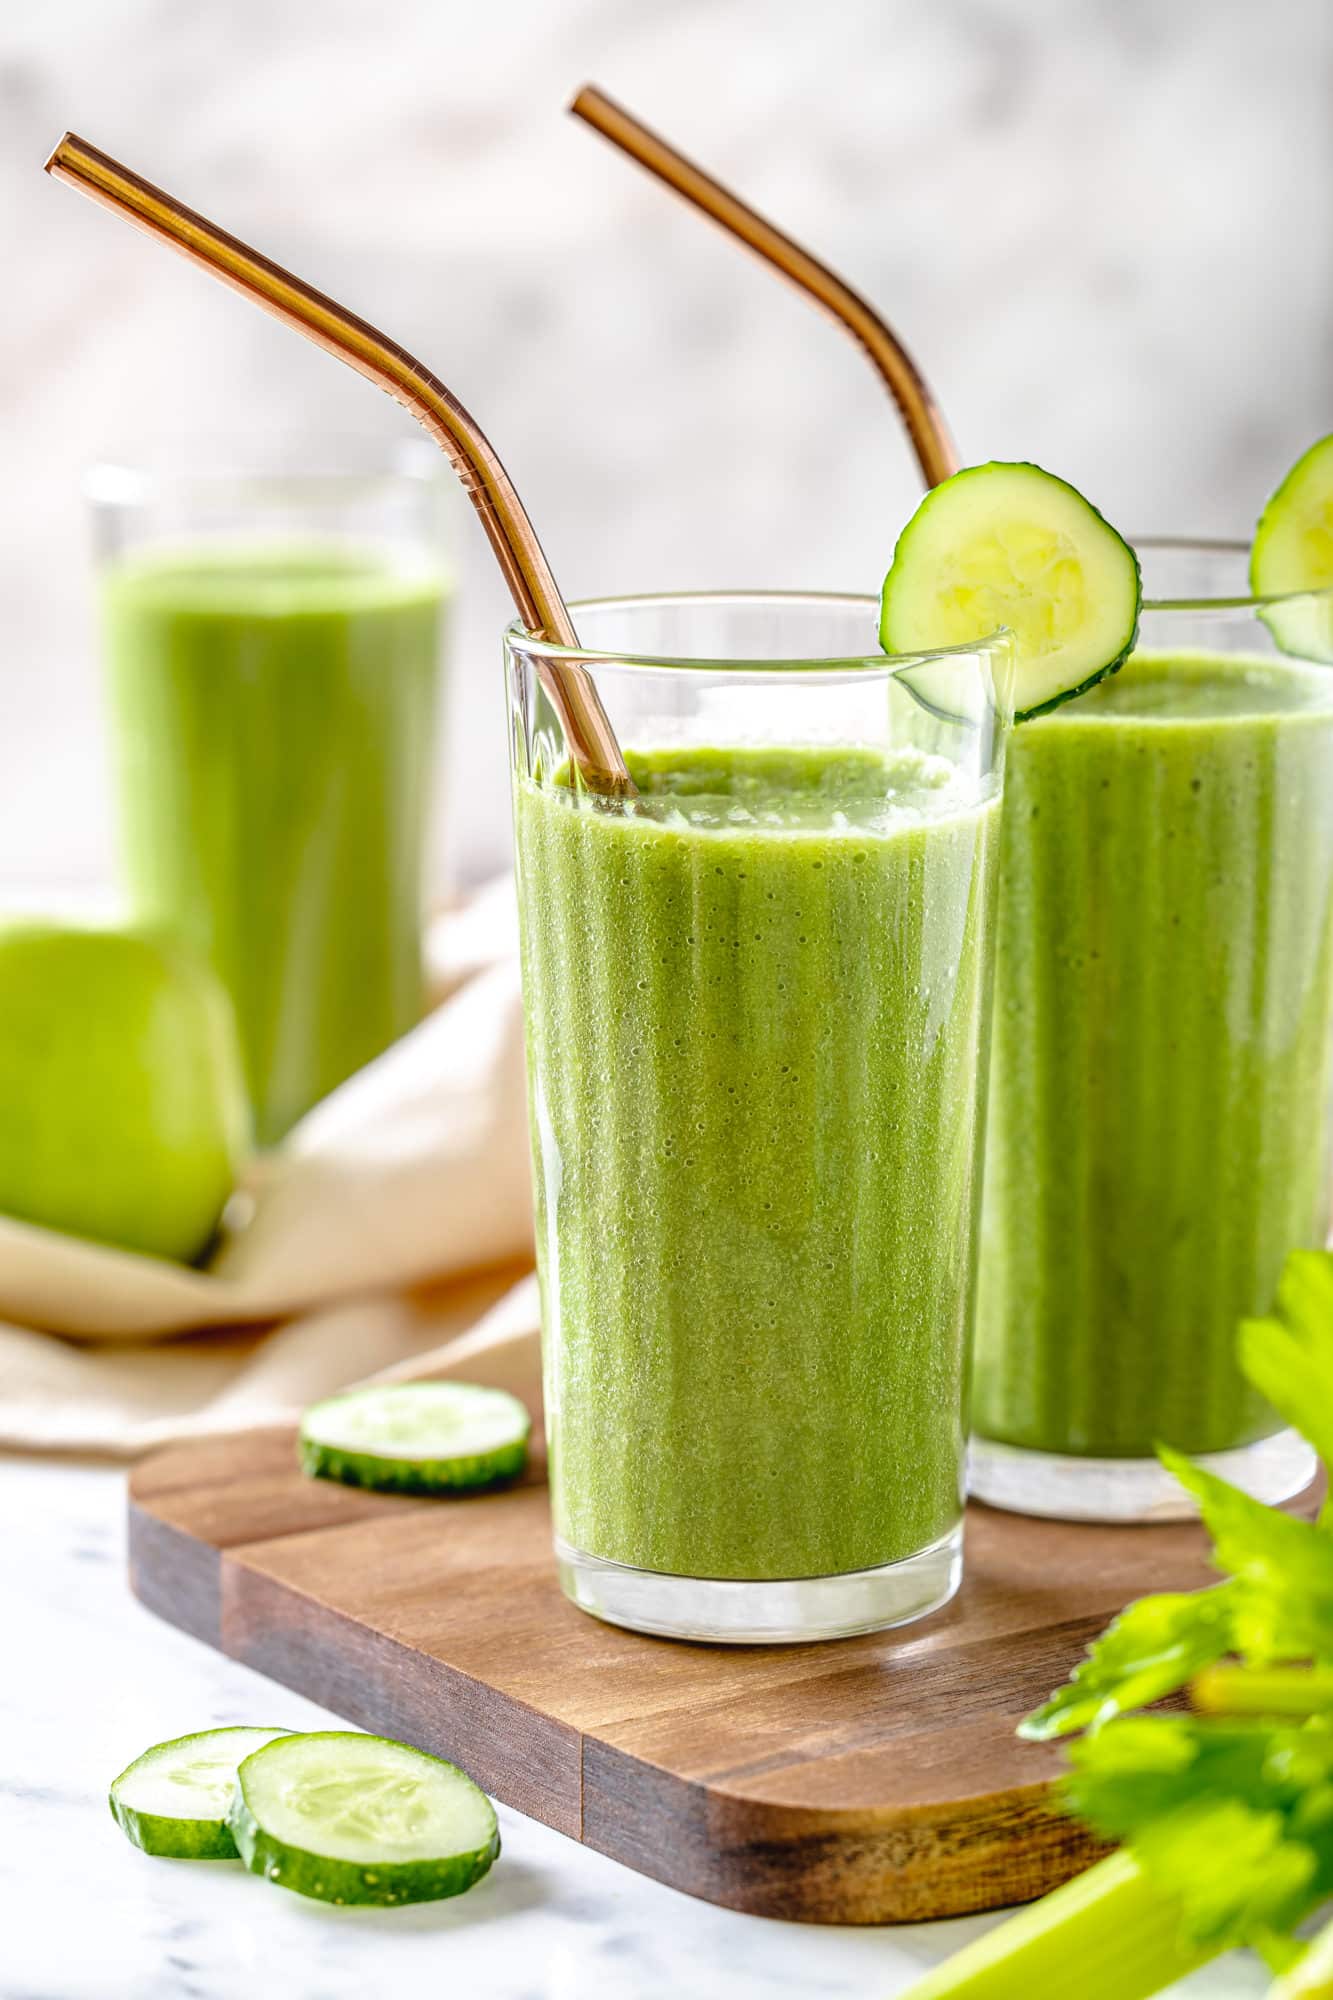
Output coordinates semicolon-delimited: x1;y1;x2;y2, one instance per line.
880;461;1142;720
229;1731;499;1906
299;1380;530;1495
1251;433;1333;662
109;1726;292;1859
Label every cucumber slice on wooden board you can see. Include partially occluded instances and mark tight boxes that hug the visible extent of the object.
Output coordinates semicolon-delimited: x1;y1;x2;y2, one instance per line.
1251;433;1333;662
110;1726;292;1858
299;1381;530;1495
880;461;1142;720
229;1731;499;1905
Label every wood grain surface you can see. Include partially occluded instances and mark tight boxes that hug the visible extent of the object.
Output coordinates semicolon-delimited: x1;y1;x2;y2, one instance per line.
128;1430;1314;1924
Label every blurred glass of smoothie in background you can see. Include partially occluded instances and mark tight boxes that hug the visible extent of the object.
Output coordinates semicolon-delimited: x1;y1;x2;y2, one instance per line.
92;446;449;1147
972;542;1333;1521
507;593;1010;1643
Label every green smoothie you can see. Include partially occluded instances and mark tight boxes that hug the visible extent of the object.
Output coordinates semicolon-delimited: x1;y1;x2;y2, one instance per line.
515;744;999;1582
102;543;445;1146
975;650;1333;1458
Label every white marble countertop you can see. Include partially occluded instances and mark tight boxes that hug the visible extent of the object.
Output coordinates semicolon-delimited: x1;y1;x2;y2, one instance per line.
5;1454;1268;1999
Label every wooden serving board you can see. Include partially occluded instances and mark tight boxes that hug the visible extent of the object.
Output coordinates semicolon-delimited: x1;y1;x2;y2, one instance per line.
127;1430;1313;1926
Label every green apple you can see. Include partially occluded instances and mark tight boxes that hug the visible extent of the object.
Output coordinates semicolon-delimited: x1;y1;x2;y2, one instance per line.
0;920;249;1263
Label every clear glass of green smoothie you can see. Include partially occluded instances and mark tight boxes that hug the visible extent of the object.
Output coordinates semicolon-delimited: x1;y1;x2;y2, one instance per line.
507;592;1011;1642
971;541;1333;1521
92;444;450;1147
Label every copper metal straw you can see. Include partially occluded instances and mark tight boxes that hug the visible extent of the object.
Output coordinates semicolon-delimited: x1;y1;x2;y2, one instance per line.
570;86;958;492
45;132;633;796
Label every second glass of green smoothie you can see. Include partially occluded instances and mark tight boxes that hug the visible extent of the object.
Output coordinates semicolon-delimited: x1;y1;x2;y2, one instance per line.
508;592;1010;1642
93;445;450;1147
972;542;1333;1520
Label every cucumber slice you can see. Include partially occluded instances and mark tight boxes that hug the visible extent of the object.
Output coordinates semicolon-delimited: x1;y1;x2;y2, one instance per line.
1250;433;1333;661
110;1726;292;1858
229;1731;499;1905
299;1381;530;1494
880;461;1142;720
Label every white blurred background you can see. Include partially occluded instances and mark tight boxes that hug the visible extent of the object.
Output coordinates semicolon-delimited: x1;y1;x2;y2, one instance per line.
1;0;1330;892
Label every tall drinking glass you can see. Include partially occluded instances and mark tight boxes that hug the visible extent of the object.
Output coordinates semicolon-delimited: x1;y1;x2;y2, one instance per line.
507;593;1010;1642
972;543;1333;1520
92;444;450;1147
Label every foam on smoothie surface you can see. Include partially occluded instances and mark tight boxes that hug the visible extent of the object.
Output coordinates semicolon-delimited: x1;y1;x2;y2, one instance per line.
107;541;444;614
1052;647;1333;719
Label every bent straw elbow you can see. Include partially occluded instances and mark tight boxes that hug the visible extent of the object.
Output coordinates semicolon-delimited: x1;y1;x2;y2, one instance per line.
569;85;959;492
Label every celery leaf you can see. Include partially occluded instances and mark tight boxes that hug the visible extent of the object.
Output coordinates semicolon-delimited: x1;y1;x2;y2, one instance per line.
1021;1586;1236;1741
1067;1715;1333;1951
1160;1450;1333;1664
1240;1251;1333;1508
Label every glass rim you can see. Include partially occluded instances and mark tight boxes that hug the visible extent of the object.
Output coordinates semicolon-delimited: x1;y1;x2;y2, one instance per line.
85;434;444;508
506;589;1011;679
1135;536;1333;616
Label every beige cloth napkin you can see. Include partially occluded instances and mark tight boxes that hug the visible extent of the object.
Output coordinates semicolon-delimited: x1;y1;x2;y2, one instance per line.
0;880;545;1457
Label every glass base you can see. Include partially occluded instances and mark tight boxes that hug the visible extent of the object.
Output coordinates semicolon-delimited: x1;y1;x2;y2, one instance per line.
968;1429;1316;1524
553;1526;963;1644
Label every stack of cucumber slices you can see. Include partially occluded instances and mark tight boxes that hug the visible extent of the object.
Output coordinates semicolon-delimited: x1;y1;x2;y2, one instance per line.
879;434;1333;714
109;1383;532;1904
111;1726;500;1907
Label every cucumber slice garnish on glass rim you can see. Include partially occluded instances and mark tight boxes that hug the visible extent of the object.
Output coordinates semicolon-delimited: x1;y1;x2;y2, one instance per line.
1250;432;1333;662
879;461;1142;720
299;1380;531;1494
109;1726;292;1858
229;1731;500;1906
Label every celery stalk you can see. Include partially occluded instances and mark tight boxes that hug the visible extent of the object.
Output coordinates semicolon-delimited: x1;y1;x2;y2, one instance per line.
1192;1666;1333;1718
900;1851;1217;1999
1271;1916;1333;1998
